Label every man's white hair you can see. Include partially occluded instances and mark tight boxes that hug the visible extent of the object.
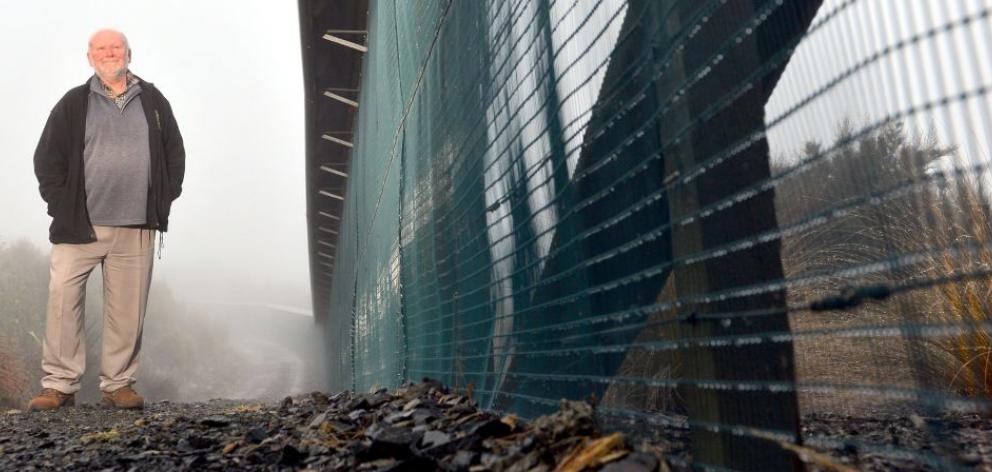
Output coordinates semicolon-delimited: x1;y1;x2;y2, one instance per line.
88;29;130;52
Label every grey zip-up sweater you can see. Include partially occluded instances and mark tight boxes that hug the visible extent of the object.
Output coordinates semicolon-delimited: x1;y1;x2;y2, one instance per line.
84;75;151;227
33;76;185;244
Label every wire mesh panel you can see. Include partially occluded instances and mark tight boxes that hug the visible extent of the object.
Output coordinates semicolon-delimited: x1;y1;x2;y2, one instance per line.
322;0;992;468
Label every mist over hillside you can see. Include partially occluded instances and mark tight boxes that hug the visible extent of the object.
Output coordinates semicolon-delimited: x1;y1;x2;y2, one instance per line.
0;238;325;408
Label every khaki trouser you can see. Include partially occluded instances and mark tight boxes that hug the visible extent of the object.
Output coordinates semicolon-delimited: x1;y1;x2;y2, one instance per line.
41;226;155;394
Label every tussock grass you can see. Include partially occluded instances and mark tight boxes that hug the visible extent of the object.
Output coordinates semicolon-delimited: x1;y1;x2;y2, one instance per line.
603;121;992;416
777;120;992;412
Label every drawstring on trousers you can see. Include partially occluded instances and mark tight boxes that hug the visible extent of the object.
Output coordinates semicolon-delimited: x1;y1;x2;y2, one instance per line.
157;231;164;260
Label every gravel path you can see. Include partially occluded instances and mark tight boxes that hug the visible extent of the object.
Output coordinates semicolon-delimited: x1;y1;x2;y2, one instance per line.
0;381;673;471
1;381;989;471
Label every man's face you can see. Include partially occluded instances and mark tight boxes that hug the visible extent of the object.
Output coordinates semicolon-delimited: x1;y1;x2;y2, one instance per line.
87;31;129;80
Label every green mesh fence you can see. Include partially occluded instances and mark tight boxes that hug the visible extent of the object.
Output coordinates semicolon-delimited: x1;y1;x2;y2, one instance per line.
321;0;992;468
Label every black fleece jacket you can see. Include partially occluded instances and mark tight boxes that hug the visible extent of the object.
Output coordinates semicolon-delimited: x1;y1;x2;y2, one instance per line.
33;77;185;244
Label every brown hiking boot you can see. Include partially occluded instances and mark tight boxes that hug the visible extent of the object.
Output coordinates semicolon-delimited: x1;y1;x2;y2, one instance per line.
28;388;75;411
101;385;144;410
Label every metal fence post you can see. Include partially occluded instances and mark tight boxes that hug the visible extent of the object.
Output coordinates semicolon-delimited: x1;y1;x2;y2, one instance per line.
649;0;821;468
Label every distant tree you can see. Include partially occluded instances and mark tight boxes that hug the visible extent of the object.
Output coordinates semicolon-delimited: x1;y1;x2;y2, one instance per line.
775;119;992;398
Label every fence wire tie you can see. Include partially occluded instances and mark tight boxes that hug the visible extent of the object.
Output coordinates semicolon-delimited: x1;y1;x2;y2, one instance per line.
681;311;701;326
808;283;893;312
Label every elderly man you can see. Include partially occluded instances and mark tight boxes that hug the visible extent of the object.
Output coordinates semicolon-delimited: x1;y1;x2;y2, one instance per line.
30;29;185;410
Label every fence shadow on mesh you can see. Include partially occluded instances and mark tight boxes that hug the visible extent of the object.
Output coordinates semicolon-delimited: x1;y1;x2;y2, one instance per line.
320;0;992;469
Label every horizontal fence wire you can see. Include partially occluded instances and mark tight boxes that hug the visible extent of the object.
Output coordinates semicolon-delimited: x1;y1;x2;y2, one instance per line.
399;9;992;337
322;0;992;469
400;206;992;352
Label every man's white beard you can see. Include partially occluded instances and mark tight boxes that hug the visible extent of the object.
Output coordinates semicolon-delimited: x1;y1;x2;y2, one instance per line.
97;63;128;81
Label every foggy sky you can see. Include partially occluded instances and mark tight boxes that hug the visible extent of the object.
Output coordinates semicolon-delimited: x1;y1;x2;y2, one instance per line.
0;2;311;312
766;0;992;162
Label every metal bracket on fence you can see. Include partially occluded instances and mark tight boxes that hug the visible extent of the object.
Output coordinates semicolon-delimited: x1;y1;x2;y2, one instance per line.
318;226;339;235
321;165;350;178
322;132;354;148
319;190;345;201
323;30;368;53
324;90;360;108
318;211;341;221
809;283;893;311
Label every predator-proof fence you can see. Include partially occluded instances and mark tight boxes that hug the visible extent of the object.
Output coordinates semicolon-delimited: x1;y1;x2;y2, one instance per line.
315;0;992;468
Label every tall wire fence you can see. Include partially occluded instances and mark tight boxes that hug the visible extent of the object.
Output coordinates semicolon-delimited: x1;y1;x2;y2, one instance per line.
321;0;992;468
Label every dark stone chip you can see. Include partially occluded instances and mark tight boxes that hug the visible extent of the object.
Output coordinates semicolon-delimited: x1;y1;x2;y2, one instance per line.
309;412;328;428
841;442;859;455
183;454;207;468
405;379;446;398
120;454;146;463
246;426;268;444
307;455;331;466
330;420;354;432
446;404;474;417
382;456;437;471
362;427;423;460
348;409;367;422
346;396;371;411
452;450;477;469
386;411;414;424
519;435;537;452
245;450;266;464
176;438;194;452
367;392;392;408
600;452;659;472
310;392;331;407
308;444;332;456
349;439;371;457
63;445;84;454
278;444;307;465
185;434;215;450
959;452;982;466
413;408;438;426
468;418;511;439
420;430;451;449
199;415;232;427
418;432;481;460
